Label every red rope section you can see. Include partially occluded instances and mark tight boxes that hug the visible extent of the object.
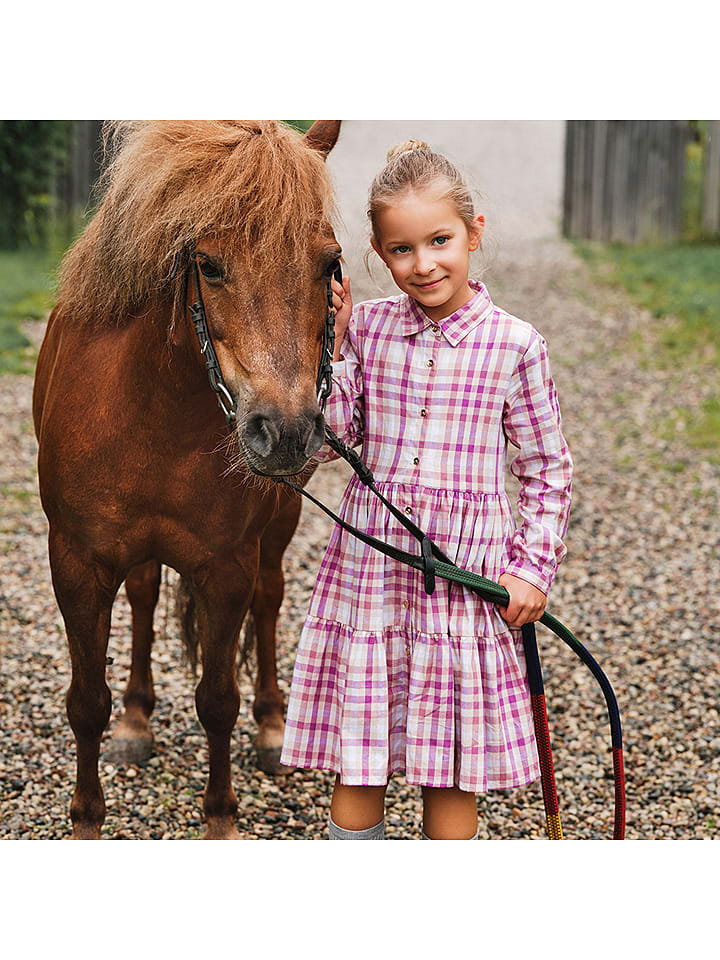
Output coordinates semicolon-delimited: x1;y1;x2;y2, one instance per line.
612;747;626;839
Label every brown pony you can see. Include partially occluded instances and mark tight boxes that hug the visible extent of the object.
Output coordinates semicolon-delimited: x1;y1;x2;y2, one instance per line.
32;120;342;839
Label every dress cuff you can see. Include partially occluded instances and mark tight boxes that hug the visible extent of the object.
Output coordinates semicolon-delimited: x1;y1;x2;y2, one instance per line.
502;559;554;597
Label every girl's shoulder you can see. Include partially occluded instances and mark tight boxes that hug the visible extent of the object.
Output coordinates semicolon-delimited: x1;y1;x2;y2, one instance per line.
487;301;546;357
350;293;410;334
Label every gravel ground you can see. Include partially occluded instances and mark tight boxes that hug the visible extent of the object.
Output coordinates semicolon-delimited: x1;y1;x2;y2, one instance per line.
2;235;717;841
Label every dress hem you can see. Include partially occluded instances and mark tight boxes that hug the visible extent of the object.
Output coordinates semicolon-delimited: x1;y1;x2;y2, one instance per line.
279;755;541;794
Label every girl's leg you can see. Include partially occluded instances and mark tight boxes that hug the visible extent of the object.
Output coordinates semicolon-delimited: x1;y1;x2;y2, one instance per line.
421;786;478;839
329;777;387;836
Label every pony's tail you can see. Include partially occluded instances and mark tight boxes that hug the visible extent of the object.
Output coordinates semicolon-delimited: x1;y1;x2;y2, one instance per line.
175;576;253;679
175;577;200;676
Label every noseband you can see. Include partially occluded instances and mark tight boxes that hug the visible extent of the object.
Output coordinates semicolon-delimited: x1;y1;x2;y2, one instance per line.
177;250;342;428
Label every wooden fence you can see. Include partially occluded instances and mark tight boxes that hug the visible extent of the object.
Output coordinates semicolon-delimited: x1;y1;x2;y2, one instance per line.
563;120;691;244
701;120;720;236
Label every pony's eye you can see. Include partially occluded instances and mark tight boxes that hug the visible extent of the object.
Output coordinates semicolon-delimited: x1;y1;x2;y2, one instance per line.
199;260;223;282
324;259;340;279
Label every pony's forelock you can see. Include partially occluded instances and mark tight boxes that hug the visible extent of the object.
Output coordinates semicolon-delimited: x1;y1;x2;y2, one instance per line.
57;120;335;327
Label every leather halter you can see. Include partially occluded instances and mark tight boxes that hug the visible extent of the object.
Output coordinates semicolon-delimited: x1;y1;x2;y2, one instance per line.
180;249;342;427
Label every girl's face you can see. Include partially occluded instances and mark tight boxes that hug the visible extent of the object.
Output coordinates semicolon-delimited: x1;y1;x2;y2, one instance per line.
371;184;484;322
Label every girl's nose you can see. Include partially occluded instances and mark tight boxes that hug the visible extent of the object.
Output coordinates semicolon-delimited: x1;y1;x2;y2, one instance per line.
414;253;435;275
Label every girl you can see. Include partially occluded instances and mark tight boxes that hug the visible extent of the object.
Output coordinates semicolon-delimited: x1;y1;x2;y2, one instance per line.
280;140;573;839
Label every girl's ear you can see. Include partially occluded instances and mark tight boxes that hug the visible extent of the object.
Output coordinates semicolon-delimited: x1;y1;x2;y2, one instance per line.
371;235;387;264
468;214;485;252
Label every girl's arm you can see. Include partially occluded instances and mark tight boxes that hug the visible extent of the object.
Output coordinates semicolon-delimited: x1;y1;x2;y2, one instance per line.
501;331;573;606
313;277;365;463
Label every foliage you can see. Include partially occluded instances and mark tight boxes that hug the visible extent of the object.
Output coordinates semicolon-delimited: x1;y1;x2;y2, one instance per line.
283;121;314;133
0;121;73;250
0;248;60;374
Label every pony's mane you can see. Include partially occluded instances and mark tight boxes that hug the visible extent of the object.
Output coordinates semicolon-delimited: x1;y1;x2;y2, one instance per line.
56;120;335;327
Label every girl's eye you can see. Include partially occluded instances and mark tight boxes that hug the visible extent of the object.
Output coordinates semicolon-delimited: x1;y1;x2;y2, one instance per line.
392;245;411;255
199;260;223;282
433;236;449;246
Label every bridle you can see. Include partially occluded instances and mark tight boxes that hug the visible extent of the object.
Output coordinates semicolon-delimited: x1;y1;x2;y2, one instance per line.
177;248;343;428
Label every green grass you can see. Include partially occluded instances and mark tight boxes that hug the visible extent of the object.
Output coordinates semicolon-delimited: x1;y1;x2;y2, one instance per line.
0;247;61;374
576;240;720;457
575;242;720;363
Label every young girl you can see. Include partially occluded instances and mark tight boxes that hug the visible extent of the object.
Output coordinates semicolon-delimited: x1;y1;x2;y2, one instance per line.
280;140;572;839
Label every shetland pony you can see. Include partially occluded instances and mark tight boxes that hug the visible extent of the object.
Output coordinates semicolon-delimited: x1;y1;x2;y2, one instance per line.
33;120;342;838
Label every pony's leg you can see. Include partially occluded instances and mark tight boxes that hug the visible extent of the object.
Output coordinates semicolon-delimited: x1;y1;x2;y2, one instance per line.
251;493;302;775
49;531;120;839
107;559;161;763
194;572;253;840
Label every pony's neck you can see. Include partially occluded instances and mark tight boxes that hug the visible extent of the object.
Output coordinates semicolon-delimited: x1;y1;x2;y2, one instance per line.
133;299;213;409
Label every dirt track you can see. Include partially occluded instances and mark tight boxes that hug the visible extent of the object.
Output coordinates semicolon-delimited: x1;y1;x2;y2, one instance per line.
1;122;718;839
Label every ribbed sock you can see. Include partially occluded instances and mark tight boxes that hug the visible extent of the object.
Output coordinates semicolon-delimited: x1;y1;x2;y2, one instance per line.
422;830;478;839
328;816;385;840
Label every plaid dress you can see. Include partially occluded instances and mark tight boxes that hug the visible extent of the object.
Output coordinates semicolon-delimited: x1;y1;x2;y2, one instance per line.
281;280;572;791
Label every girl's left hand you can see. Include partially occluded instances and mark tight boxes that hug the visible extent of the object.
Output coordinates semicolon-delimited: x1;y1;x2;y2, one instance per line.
497;573;547;627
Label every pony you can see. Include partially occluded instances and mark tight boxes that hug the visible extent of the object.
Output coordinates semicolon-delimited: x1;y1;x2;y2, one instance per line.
32;119;342;838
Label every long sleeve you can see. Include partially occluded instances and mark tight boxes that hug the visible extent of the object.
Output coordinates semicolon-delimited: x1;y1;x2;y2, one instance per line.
501;332;572;595
314;305;365;463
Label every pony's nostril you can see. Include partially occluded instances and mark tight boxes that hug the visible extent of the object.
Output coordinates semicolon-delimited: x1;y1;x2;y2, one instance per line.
245;414;280;457
304;413;325;457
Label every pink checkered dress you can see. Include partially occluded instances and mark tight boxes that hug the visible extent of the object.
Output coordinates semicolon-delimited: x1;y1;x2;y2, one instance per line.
281;280;572;791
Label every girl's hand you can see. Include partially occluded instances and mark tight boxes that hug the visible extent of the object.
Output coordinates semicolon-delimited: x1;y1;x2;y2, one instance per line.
497;573;547;628
331;276;352;361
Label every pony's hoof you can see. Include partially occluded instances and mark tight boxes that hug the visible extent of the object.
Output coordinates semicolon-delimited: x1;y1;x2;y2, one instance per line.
71;824;102;840
255;746;294;776
105;735;154;765
203;817;241;840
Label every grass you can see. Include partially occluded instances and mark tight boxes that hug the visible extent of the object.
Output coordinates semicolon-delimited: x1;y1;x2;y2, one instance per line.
576;241;720;364
0;247;61;374
576;238;720;459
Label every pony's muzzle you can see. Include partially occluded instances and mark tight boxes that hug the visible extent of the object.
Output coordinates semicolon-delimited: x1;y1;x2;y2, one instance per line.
243;407;325;472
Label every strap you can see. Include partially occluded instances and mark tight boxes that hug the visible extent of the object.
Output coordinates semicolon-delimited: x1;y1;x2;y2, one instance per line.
324;426;455;566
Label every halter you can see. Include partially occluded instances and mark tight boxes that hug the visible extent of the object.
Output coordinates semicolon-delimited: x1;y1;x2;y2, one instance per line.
180;249;342;427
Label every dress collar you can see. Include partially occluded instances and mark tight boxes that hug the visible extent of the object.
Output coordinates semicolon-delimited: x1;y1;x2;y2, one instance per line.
401;279;494;346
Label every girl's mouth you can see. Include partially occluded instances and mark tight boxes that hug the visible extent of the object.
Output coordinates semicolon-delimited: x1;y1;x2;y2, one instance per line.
415;278;444;290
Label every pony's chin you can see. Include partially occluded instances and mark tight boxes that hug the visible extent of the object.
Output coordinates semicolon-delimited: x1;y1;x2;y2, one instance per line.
238;439;312;481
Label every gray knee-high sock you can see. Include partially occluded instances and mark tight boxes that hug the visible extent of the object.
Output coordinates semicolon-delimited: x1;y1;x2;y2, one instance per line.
422;830;478;839
328;816;385;840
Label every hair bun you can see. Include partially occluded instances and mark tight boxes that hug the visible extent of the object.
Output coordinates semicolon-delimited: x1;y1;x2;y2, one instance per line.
386;139;430;161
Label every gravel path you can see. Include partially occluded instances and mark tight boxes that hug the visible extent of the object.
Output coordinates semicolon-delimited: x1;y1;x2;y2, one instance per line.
2;126;718;840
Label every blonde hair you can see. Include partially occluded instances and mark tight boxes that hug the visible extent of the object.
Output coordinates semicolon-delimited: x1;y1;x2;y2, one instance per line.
368;139;476;237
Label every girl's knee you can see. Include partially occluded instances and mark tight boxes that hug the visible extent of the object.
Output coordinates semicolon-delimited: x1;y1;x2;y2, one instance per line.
330;778;388;831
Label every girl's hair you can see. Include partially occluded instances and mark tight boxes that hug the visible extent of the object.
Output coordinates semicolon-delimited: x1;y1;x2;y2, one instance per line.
368;139;476;237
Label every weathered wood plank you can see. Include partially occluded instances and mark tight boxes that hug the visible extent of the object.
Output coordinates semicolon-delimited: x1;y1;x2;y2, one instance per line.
563;120;688;244
702;120;720;237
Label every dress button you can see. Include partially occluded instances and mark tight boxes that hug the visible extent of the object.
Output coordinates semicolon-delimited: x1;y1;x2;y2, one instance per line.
413;457;419;465
431;324;439;332
405;506;412;515
402;600;409;609
426;359;434;367
420;408;427;417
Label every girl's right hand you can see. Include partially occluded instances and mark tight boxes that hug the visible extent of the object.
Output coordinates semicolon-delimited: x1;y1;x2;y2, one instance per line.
331;276;352;360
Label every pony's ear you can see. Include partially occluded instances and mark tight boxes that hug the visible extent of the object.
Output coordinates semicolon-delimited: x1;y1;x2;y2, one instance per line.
304;120;341;157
